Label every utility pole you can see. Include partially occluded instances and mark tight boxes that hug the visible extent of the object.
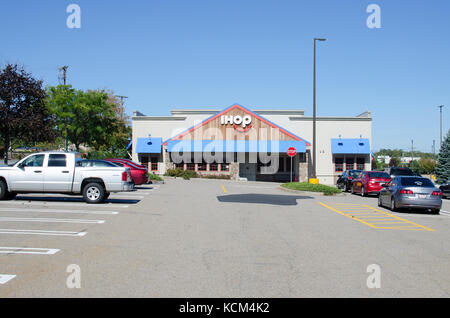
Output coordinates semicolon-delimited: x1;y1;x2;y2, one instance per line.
438;105;444;149
432;140;436;156
411;140;414;159
115;95;128;121
312;38;326;181
58;66;69;85
58;66;69;151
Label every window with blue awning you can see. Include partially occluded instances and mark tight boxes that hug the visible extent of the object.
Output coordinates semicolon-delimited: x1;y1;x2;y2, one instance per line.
167;140;306;153
331;138;370;154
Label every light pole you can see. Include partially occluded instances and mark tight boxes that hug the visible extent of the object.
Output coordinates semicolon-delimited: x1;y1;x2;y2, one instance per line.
438;105;444;149
312;38;326;181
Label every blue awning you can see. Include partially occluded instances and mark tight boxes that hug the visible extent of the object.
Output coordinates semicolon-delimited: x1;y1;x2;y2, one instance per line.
167;140;306;153
331;138;370;154
136;137;162;154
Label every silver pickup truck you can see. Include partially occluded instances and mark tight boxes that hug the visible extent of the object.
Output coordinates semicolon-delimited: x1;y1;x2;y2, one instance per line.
0;152;134;204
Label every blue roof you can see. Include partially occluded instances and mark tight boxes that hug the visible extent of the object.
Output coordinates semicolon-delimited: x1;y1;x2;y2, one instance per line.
167;140;306;153
331;138;370;154
136;137;162;154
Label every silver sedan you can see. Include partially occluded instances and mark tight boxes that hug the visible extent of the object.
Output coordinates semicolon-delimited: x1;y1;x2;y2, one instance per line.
378;176;442;214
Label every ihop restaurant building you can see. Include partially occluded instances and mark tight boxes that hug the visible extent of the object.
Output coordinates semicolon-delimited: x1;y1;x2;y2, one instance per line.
131;104;372;185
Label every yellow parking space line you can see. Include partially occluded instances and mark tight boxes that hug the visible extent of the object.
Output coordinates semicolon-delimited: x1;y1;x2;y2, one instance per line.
362;205;435;232
221;185;227;193
318;202;378;229
319;202;435;231
370;221;408;224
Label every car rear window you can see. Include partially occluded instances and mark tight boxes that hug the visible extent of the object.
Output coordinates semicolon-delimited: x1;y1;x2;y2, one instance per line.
400;178;434;187
368;172;390;178
391;168;414;176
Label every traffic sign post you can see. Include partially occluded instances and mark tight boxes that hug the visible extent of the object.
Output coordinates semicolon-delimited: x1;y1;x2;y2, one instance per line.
287;147;297;183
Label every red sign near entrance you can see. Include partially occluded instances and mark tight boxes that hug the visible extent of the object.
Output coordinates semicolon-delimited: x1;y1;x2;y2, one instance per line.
287;147;297;157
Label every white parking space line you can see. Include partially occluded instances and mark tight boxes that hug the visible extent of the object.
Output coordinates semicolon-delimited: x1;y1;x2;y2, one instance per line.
0;207;119;215
0;275;16;285
117;192;147;195
0;229;87;236
0;201;129;208
0;217;105;224
0;247;60;255
109;195;145;199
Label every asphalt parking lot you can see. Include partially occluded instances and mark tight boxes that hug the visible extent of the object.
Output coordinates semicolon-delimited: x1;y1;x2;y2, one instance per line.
0;178;449;297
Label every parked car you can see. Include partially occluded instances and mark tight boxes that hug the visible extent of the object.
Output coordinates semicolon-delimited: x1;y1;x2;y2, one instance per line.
105;158;146;169
105;158;148;185
351;171;391;196
336;170;363;192
385;167;415;178
0;152;134;203
77;160;120;168
439;179;450;199
378;176;442;213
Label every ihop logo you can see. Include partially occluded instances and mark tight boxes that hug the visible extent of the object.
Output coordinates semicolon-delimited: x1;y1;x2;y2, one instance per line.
220;115;252;132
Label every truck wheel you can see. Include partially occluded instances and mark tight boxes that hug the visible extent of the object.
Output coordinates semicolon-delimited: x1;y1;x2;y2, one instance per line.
0;180;8;200
83;182;105;204
103;192;110;201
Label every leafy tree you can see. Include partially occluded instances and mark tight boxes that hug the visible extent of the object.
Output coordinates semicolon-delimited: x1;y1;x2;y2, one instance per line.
389;157;400;167
0;64;55;164
418;158;436;174
409;160;421;173
46;86;119;151
436;130;450;184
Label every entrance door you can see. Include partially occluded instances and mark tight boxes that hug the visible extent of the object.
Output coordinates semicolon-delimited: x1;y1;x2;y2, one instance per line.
239;163;257;181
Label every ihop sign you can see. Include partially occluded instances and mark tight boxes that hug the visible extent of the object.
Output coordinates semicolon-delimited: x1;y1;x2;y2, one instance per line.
220;115;252;132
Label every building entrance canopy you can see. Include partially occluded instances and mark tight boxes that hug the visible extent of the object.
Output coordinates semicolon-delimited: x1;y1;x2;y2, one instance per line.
167;140;306;153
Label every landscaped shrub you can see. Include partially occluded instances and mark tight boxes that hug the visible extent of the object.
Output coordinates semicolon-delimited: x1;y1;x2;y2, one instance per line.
164;168;199;180
200;174;231;180
148;173;163;182
281;182;341;196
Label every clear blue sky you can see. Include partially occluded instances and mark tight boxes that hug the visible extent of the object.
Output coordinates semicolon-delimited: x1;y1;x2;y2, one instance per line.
1;0;449;152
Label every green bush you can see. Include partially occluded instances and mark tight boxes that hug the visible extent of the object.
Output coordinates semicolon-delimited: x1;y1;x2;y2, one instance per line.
200;174;231;180
148;173;163;182
281;182;341;196
164;168;199;180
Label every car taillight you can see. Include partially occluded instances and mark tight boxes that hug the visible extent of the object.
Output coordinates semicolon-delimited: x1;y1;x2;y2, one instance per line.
400;189;413;195
122;171;127;181
432;191;442;196
348;177;353;180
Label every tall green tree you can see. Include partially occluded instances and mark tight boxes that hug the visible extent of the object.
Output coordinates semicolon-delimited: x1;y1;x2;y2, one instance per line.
436;130;450;184
0;64;55;164
46;86;119;151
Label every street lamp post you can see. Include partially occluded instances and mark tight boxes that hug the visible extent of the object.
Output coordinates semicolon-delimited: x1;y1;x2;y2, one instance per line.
312;38;326;181
438;105;444;149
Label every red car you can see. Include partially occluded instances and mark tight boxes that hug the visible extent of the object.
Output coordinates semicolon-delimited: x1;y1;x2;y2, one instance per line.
351;171;391;196
105;158;148;185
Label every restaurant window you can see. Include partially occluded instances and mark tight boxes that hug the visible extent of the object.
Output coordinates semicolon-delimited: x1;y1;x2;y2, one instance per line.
175;163;184;170
186;163;195;171
220;164;229;172
345;157;354;171
151;157;158;171
209;163;219;171
335;158;344;172
197;162;207;171
356;158;365;170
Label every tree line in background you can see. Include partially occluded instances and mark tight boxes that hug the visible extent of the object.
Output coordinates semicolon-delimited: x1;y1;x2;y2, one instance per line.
0;64;131;164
